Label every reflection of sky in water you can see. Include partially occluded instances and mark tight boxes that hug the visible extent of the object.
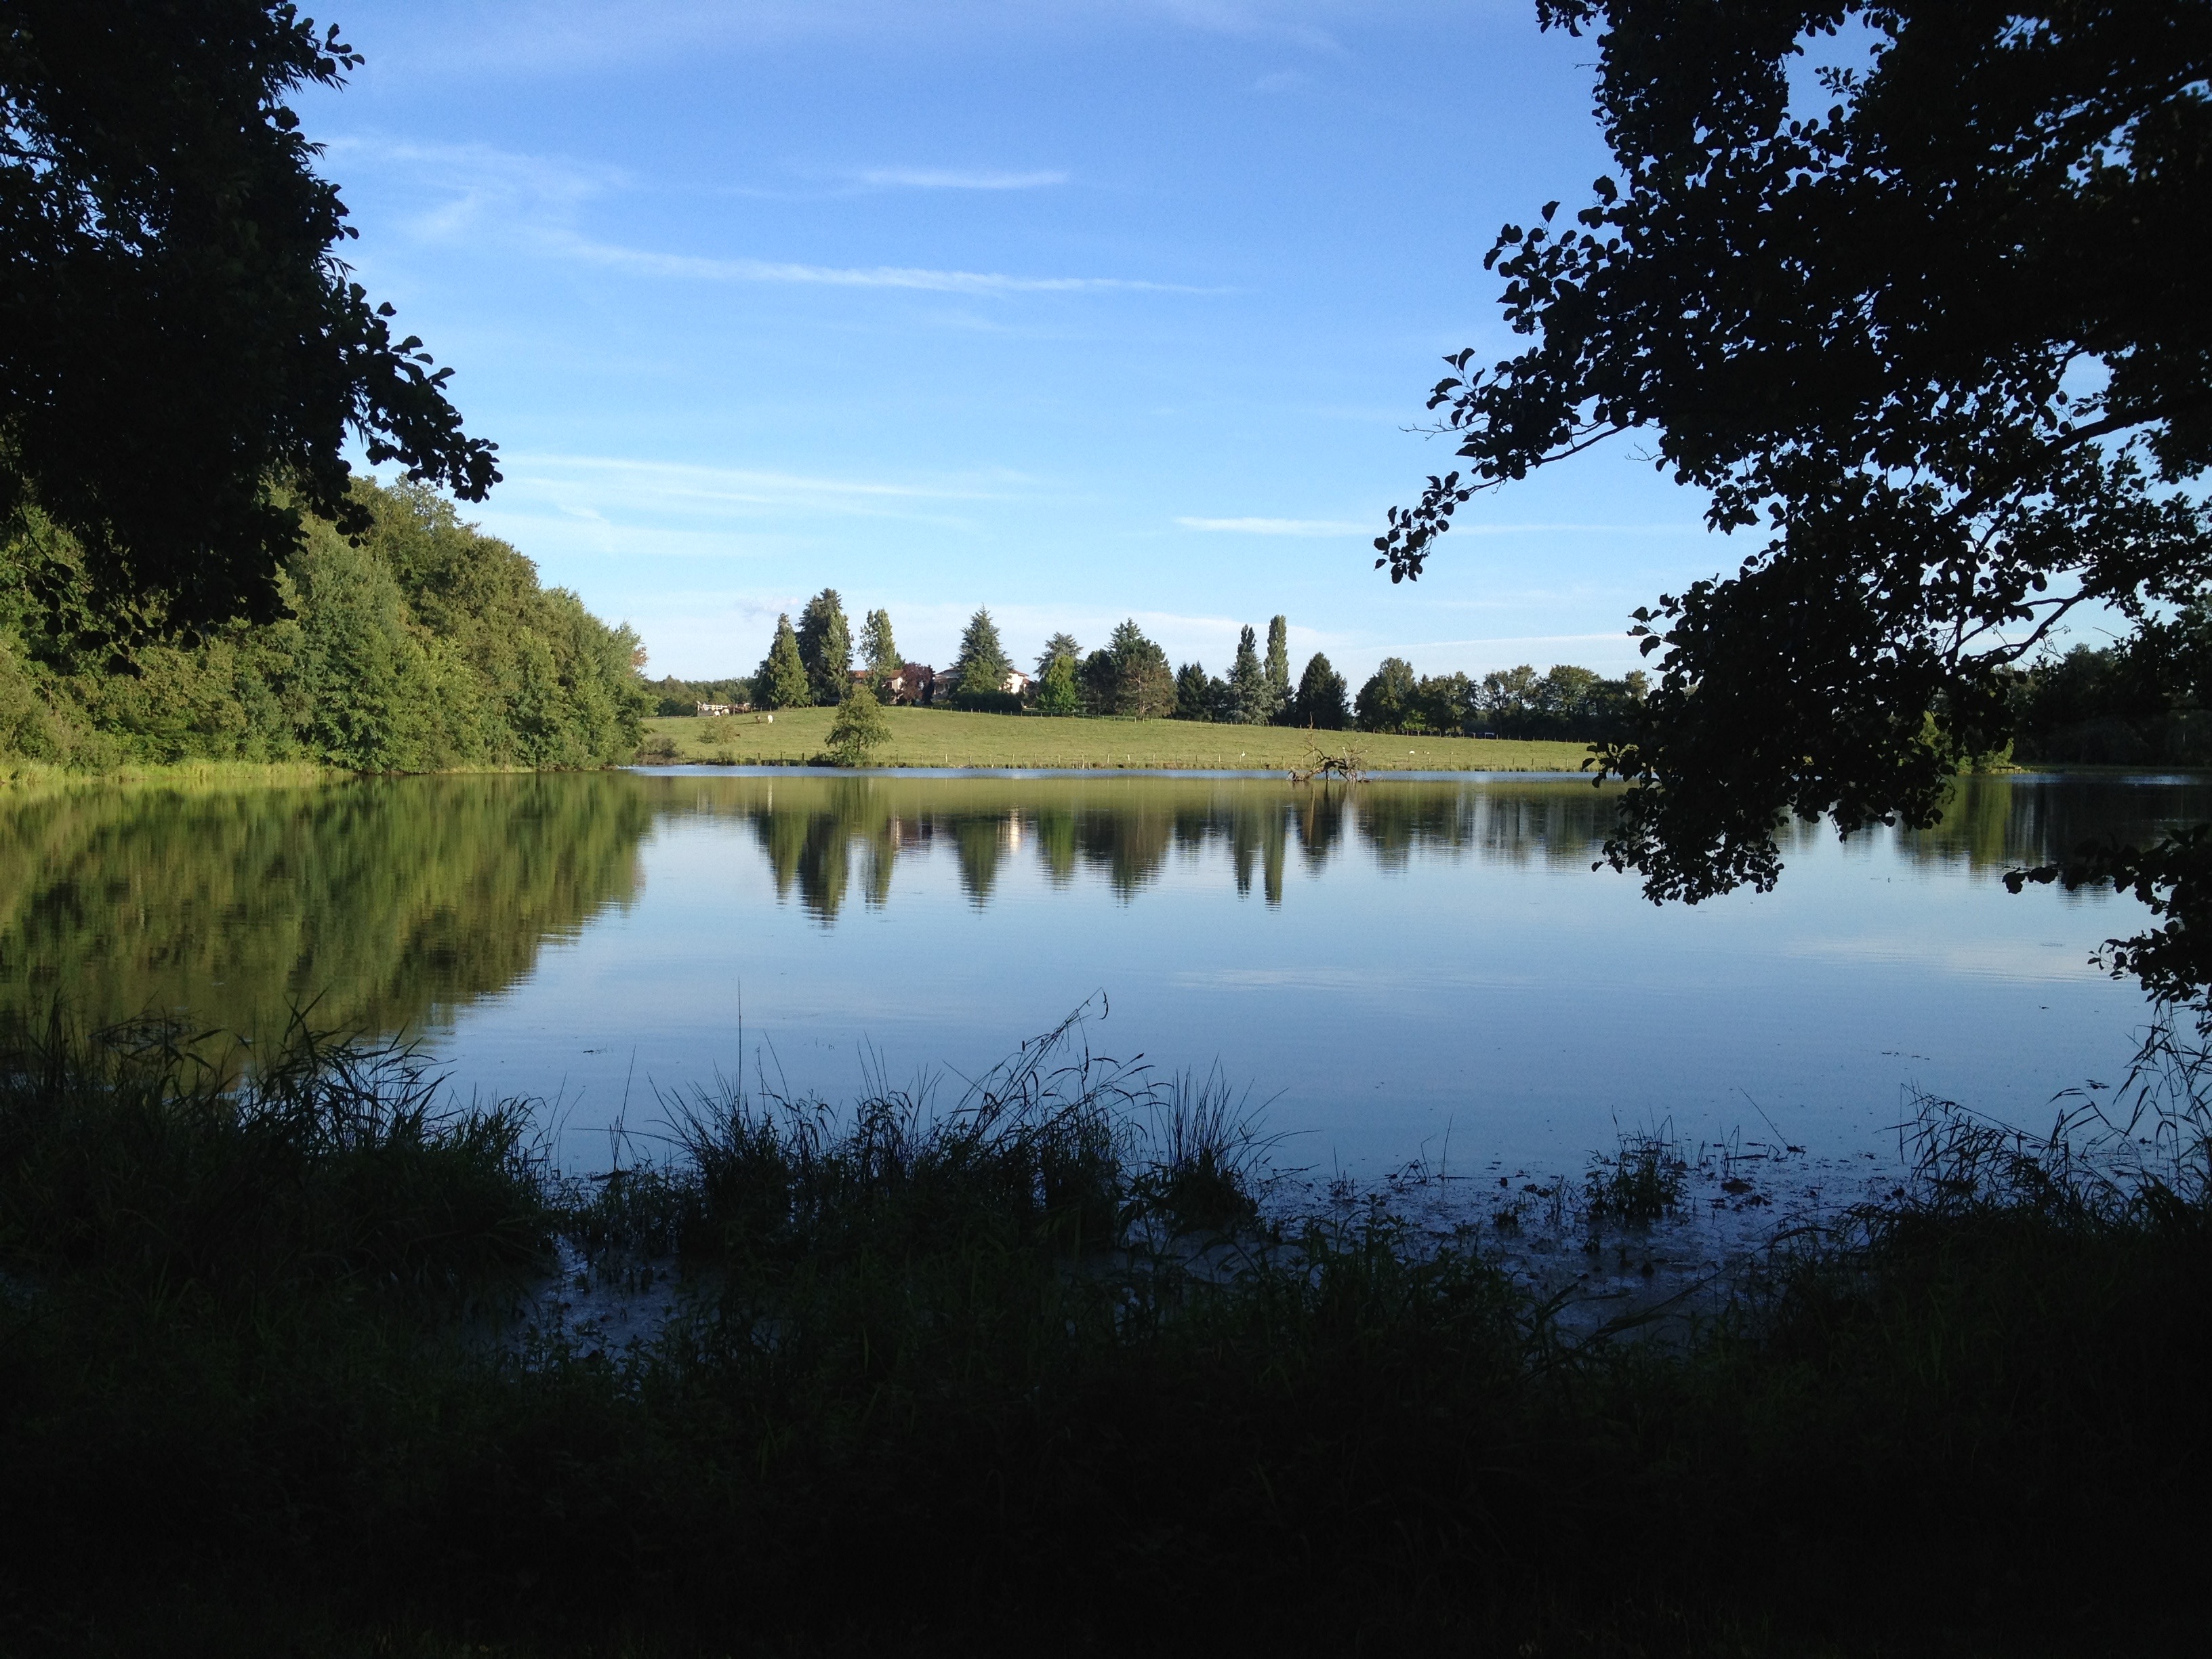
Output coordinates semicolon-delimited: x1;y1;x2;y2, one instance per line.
432;770;2192;1175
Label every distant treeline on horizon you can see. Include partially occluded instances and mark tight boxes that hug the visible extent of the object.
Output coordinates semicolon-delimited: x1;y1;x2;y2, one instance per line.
647;588;1655;743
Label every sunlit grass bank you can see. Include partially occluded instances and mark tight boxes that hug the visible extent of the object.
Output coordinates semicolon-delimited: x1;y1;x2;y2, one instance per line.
640;706;1596;772
1;1015;2205;1656
0;756;344;790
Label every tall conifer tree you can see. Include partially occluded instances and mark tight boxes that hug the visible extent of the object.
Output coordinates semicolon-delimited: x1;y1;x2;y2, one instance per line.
756;614;812;710
795;589;852;705
1225;625;1277;725
952;608;1014;698
1265;616;1292;716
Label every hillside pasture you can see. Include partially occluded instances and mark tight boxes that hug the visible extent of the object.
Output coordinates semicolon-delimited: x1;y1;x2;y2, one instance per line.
638;708;1596;772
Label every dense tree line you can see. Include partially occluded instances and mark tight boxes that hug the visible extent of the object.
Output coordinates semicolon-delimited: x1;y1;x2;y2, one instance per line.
2007;604;2212;766
724;598;1642;741
645;676;752;718
1354;660;1649;741
0;479;648;771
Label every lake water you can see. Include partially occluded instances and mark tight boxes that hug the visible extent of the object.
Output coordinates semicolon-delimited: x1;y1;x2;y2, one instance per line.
1;767;2198;1176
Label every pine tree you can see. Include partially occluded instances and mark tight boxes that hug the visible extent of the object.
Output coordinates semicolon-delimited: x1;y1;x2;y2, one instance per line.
1224;625;1276;725
796;589;853;705
952;607;1013;699
1265;615;1292;716
756;613;812;710
1294;653;1350;730
1174;661;1213;721
1034;632;1080;678
1103;619;1175;717
1036;652;1080;716
825;668;890;764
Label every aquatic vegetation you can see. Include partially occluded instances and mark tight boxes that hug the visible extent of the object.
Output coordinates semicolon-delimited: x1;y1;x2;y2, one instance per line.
1583;1128;1689;1225
0;1012;2206;1656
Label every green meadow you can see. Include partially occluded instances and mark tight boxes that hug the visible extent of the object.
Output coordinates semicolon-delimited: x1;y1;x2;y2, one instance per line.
639;706;1596;772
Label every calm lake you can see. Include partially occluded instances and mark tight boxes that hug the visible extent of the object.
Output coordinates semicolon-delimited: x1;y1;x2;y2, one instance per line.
1;768;2199;1175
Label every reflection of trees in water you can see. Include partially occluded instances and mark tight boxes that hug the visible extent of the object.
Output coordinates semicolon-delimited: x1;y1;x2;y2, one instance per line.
1896;776;2212;874
696;775;1629;918
0;774;653;1041
672;772;2212;925
1357;784;1616;870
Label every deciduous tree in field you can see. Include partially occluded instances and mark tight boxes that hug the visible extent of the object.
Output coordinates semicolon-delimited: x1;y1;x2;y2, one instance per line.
859;609;900;695
1377;1;2212;1002
825;671;889;765
1355;658;1416;733
756;615;811;710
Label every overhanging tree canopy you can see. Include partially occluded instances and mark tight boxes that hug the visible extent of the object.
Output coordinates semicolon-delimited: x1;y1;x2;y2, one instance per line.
1;1;497;630
1379;0;2212;998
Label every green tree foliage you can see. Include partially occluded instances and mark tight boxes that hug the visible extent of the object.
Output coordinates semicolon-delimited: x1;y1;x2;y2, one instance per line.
1265;615;1292;716
1034;632;1081;678
859;607;900;697
796;590;853;706
644;676;752;717
1036;652;1081;717
1355;658;1416;733
1221;626;1281;725
952;607;1014;700
1093;619;1176;718
0;479;645;771
2006;602;2212;764
1079;650;1116;714
0;3;497;630
1377;1;2212;997
1293;653;1350;730
1174;661;1214;722
825;672;890;766
756;615;812;711
0;773;650;1040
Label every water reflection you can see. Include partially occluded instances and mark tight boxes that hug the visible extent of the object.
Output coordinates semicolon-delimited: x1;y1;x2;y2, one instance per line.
670;775;1634;920
0;774;651;1039
3;768;2206;1070
649;771;2212;924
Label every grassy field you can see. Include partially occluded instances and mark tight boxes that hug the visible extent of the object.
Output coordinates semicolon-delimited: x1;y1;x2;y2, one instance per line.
640;706;1597;772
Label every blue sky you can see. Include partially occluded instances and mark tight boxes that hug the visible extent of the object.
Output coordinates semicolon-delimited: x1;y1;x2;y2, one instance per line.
300;1;1736;685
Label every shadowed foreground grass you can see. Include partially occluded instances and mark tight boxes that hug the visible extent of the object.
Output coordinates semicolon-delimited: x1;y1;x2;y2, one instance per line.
1;1014;2206;1656
638;707;1595;773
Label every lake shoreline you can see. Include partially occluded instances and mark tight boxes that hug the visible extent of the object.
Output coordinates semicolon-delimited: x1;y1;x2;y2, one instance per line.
3;1015;2203;1657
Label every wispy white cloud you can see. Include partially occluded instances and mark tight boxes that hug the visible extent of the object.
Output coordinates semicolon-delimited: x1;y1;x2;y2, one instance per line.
339;138;1202;297
363;1;1367;77
854;166;1069;190
548;230;1210;293
1176;515;1367;535
495;451;1015;521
